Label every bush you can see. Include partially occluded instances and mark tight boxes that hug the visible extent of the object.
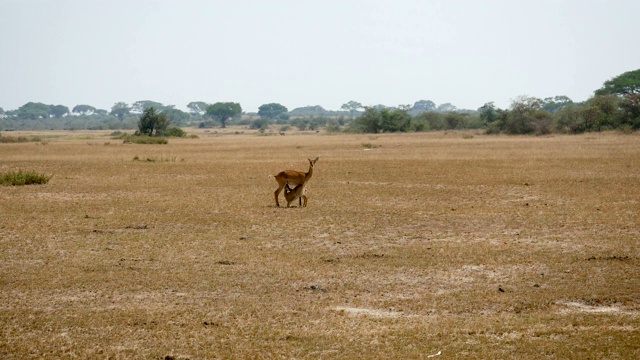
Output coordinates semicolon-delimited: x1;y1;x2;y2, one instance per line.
619;94;640;129
138;107;170;136
414;111;445;131
619;124;634;134
485;121;502;135
161;126;186;137
0;170;51;186
290;118;309;131
122;135;168;144
325;125;342;134
531;110;554;135
250;118;270;130
555;105;585;134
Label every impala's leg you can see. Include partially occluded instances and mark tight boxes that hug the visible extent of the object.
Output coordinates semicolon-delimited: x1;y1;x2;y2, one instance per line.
285;183;300;208
274;186;284;207
274;178;287;207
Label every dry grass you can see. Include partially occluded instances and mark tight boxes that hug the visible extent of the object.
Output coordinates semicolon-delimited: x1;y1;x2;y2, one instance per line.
1;129;639;359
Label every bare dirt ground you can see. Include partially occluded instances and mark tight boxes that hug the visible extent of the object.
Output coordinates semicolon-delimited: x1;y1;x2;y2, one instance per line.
1;129;639;359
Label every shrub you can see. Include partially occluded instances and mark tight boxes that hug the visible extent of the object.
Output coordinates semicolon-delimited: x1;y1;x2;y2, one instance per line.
414;111;445;131
161;126;186;137
619;124;634;134
555;105;585;134
122;135;168;144
0;170;51;186
325;125;342;134
485;122;502;135
138;107;170;136
111;132;129;139
250;118;270;130
290;118;309;131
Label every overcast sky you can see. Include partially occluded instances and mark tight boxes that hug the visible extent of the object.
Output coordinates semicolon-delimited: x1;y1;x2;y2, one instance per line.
1;0;639;113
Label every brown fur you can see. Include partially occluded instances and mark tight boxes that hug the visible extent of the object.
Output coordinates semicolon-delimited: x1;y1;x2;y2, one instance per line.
284;183;308;208
273;157;318;207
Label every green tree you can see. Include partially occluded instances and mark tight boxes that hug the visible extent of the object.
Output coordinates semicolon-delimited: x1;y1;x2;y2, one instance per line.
50;105;70;118
110;102;131;121
414;111;445;131
504;96;545;134
444;112;467;130
186;101;208;116
250;118;270;130
289;105;327;117
205;102;242;128
17;102;51;119
542;95;573;113
379;108;411;132
478;102;498;126
132;100;167;114
580;106;601;132
353;107;381;133
587;95;621;130
436;103;456;113
412;100;436;113
161;108;191;126
72;104;96;115
341;100;363;118
353;107;411;133
258;103;289;120
555;104;586;133
137;107;170;136
619;94;640;129
290;118;309;131
595;68;640;96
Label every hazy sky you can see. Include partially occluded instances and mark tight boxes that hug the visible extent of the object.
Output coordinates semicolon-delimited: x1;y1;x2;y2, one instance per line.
1;0;639;113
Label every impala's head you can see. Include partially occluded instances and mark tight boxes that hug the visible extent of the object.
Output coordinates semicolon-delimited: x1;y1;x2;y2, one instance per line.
309;157;319;168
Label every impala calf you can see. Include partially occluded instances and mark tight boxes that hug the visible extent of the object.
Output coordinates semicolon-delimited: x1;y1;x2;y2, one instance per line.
284;183;308;208
273;157;319;207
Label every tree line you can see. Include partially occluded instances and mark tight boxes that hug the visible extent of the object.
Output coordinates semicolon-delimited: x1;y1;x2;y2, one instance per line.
1;69;638;134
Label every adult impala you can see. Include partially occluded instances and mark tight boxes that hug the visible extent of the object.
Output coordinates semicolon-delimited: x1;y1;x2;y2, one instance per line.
272;157;319;207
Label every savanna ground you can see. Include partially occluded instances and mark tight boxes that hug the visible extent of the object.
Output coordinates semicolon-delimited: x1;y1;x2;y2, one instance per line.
1;128;639;359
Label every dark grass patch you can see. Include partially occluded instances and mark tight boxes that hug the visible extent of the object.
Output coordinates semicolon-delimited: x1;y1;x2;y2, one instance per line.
0;134;43;143
122;135;168;144
0;170;52;186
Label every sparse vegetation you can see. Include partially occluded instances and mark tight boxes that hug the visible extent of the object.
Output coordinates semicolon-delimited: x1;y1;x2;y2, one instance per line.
0;133;42;143
132;155;181;162
0;169;51;186
1;131;639;358
361;142;381;149
122;135;168;144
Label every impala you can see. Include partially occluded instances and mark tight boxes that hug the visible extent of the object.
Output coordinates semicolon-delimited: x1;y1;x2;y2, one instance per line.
284;183;308;208
272;157;319;207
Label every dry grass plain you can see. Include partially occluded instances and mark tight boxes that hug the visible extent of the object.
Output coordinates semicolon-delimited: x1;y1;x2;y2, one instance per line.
1;128;639;359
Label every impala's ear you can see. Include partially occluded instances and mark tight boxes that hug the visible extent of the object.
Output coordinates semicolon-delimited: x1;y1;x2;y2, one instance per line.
314;157;319;162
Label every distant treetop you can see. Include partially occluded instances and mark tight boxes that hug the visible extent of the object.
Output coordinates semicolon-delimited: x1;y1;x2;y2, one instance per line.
595;68;640;96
